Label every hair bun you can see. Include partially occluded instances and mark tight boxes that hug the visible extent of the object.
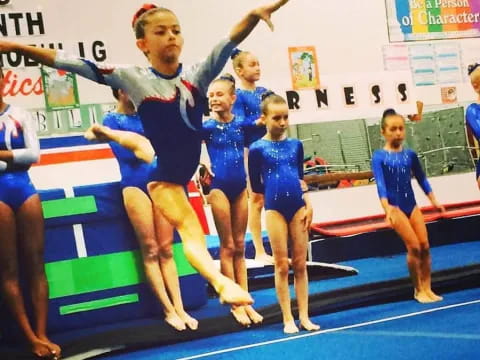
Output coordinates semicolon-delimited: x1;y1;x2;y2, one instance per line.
132;3;158;27
261;90;276;102
230;48;243;60
219;73;235;85
382;108;397;119
468;63;480;76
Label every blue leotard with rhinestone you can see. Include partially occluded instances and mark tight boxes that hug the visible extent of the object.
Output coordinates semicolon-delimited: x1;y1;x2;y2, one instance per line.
232;87;268;147
202;116;253;202
371;148;432;217
102;112;155;193
248;138;305;223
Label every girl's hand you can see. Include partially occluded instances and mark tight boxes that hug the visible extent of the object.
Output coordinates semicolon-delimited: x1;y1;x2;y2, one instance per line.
255;117;265;127
84;124;110;142
433;202;446;213
385;205;396;226
252;0;290;31
303;206;313;232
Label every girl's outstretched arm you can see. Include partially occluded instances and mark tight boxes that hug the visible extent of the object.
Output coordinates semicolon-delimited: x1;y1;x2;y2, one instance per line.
0;41;56;66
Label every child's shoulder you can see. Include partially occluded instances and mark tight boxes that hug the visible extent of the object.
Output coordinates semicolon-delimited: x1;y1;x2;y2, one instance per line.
372;148;387;159
466;102;480;116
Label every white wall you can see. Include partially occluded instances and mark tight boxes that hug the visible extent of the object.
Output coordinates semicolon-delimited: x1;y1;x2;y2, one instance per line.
3;0;480;225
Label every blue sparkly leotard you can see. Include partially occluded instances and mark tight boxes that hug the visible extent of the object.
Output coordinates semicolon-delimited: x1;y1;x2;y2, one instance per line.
0;105;40;211
102;112;155;193
248;138;305;223
202;116;253;202
54;38;236;186
465;103;480;179
371;148;432;217
232;87;268;147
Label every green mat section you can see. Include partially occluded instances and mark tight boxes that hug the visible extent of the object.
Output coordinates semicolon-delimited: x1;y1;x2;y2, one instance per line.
59;294;139;315
46;243;197;299
42;196;97;219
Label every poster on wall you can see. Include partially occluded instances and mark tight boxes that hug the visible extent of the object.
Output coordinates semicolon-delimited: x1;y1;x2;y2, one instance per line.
386;0;480;42
40;67;80;111
288;46;320;90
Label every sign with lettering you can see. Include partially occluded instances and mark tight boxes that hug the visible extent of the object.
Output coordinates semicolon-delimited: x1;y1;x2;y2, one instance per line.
386;0;480;42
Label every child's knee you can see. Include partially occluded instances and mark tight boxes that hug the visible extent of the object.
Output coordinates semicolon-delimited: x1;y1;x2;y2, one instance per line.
141;240;160;261
291;258;306;274
275;258;290;276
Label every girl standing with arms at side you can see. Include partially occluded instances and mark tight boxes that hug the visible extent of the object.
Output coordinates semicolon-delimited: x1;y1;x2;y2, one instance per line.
248;92;320;334
371;109;444;303
231;49;272;264
202;75;263;326
0;0;290;306
0;66;61;359
85;88;197;331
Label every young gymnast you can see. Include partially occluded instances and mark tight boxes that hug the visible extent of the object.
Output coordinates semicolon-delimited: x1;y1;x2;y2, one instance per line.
85;88;197;331
201;74;262;326
0;0;290;306
248;92;320;334
371;108;444;303
231;49;272;264
0;66;60;359
466;63;480;189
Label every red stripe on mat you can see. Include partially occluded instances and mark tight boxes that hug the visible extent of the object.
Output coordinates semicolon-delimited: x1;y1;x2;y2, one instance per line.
34;148;115;166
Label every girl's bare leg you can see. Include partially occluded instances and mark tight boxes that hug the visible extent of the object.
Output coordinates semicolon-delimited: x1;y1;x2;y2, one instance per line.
390;207;431;303
409;208;442;302
123;187;185;330
148;182;253;306
153;206;198;330
231;190;263;324
0;200;56;358
289;207;319;331
266;210;297;333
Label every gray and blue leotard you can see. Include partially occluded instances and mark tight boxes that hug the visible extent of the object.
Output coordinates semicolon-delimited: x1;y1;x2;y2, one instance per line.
248;138;305;223
54;39;236;186
465;103;480;179
232;87;268;147
102;112;155;193
0;105;40;211
371;148;432;217
202;116;252;202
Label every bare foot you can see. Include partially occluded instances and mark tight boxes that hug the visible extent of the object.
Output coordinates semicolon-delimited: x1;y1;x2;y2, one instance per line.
414;291;435;303
217;278;253;306
426;290;443;302
283;320;299;334
255;253;274;265
31;339;58;359
244;305;263;324
37;336;61;359
231;306;252;327
300;318;320;331
178;311;199;330
165;312;186;331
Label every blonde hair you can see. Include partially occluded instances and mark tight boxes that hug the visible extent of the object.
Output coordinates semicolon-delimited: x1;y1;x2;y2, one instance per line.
210;73;236;95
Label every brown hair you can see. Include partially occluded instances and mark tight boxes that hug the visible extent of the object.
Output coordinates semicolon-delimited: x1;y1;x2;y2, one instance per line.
260;91;286;115
133;5;175;39
381;108;404;130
